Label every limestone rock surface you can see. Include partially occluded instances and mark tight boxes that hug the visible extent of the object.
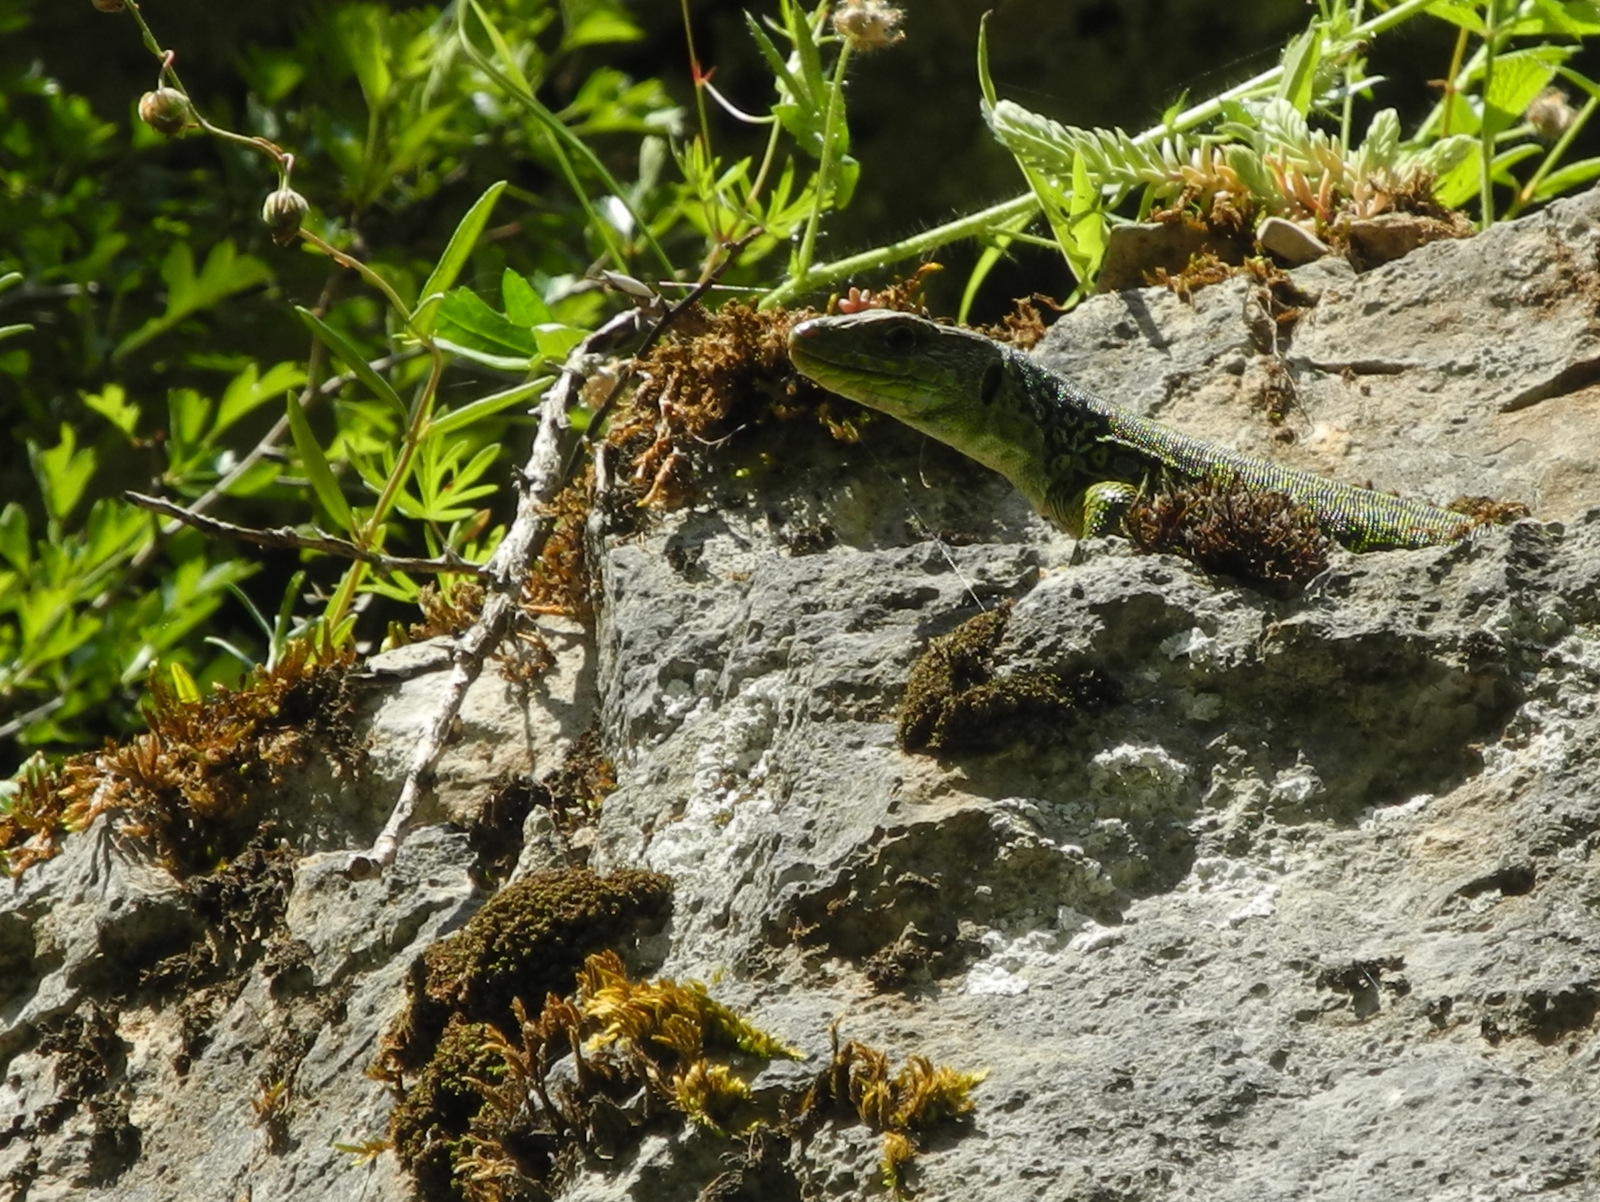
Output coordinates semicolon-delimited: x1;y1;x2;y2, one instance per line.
8;188;1600;1202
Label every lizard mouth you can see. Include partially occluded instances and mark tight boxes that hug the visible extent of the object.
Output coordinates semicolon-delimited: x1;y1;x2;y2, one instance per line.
786;313;947;412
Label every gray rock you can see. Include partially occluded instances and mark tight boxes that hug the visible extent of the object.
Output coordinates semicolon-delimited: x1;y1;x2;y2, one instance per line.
9;187;1600;1201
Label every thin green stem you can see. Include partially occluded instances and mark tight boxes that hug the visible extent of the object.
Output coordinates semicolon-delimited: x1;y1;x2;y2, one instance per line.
793;41;852;291
763;193;1039;308
1479;0;1501;227
457;0;675;277
299;231;415;328
1338;0;1365;148
1505;89;1600;220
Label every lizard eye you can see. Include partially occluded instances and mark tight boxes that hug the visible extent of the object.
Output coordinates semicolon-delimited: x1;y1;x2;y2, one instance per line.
979;360;1003;404
883;323;917;354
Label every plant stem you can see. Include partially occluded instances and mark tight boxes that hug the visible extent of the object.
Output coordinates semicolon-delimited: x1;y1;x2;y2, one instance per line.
1479;0;1501;227
1505;87;1600;220
793;40;853;293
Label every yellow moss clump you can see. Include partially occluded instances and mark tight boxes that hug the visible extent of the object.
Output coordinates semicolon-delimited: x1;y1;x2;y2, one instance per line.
802;1026;988;1195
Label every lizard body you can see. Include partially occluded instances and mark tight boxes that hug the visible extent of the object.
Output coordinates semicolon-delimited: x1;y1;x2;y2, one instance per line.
788;310;1472;551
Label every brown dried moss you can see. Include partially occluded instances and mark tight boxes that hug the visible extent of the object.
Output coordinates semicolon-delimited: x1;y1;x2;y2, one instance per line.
0;636;358;875
1124;478;1332;589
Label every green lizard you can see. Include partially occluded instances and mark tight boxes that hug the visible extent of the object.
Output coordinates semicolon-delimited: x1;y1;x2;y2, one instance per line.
787;309;1473;551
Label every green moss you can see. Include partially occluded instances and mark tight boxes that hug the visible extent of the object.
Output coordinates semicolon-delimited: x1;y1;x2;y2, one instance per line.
389;1017;506;1200
897;603;1116;753
376;869;673;1200
420;868;673;1034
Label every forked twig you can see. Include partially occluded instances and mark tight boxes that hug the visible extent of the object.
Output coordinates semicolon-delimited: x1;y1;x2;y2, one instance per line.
125;493;488;579
352;237;757;875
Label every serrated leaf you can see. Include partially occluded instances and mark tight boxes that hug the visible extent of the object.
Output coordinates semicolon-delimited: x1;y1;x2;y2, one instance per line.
113;241;272;361
501;270;552;327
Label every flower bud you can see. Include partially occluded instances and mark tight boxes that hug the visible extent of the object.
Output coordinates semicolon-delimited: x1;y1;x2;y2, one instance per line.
262;186;309;246
833;0;905;52
138;88;193;137
92;0;126;12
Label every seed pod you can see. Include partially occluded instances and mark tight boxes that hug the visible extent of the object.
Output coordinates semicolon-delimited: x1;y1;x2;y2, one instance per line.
1526;87;1576;143
262;186;309;246
138;88;193;137
832;0;905;51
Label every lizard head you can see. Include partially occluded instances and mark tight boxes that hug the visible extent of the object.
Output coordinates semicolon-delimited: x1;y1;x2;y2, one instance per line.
787;310;1011;428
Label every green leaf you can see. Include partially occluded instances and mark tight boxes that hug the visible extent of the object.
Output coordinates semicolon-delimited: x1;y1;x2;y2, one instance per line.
1531;155;1600;201
1518;0;1600;36
531;323;586;359
502;270;553;327
434;287;540;361
167;388;213;461
83;384;142;439
113;241;272;361
335;4;393;111
560;0;643;50
1489;143;1543;182
0;502;29;572
1064;150;1108;287
295;306;408;421
1484;48;1563;137
285;393;354;534
427;377;549;439
1431;140;1482;208
1275;26;1321;112
1423;1;1486;36
977;11;999;109
167;660;201;704
745;13;807;112
216;361;307;439
412;180;508;337
29;424;97;525
466;0;535;97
